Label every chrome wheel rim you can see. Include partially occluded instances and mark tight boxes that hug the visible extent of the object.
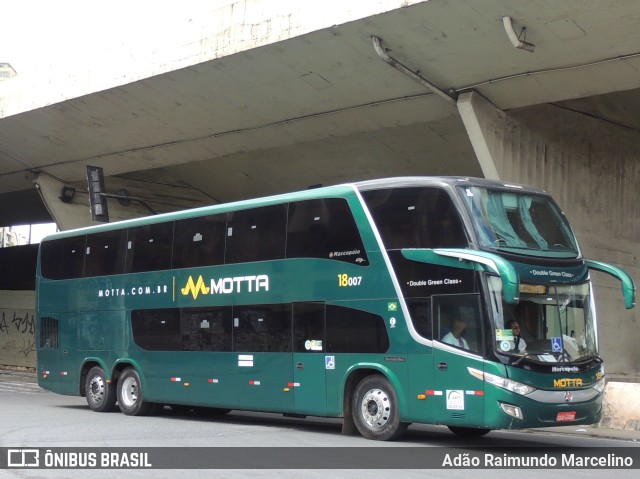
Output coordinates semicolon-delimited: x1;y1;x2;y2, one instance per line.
88;375;105;404
360;388;391;429
121;376;139;408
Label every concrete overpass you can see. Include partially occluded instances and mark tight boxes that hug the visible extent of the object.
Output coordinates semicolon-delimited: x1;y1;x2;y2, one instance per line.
0;0;638;426
1;0;639;223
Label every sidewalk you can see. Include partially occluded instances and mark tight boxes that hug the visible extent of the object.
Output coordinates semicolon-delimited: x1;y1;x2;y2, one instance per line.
530;425;639;443
0;366;35;378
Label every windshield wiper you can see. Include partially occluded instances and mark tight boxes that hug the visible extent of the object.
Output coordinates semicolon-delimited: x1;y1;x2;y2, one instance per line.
512;353;533;366
578;354;603;365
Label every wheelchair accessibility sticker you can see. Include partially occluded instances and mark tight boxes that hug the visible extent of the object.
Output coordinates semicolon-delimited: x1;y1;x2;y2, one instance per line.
552;337;562;353
325;356;335;370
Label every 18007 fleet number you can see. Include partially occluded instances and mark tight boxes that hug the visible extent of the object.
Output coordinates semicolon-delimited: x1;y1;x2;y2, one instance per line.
337;274;362;287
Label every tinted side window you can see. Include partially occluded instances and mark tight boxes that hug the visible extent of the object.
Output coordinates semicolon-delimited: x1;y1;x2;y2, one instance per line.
406;297;432;339
40;236;86;279
233;303;291;352
181;307;232;352
362;187;468;249
84;230;126;277
226;205;287;264
326;305;389;353
293;302;325;352
287;198;368;265
433;294;482;354
126;223;174;273
173;214;226;269
131;309;181;351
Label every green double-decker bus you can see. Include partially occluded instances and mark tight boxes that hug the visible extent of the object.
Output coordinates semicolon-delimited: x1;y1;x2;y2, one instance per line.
36;177;635;440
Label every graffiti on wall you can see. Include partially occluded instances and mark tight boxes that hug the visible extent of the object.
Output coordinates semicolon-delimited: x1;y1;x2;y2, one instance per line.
0;310;36;367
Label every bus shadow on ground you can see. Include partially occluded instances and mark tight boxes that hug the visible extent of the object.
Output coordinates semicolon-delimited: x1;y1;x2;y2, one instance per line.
56;402;568;447
150;405;556;447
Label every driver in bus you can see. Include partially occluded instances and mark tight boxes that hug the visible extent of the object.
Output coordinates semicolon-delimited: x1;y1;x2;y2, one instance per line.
506;319;527;352
441;318;469;349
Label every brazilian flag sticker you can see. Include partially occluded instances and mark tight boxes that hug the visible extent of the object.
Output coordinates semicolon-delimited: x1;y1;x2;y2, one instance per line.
387;302;398;312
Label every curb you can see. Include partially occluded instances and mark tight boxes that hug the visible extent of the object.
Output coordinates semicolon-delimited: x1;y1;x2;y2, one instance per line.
526;426;639;443
0;367;36;378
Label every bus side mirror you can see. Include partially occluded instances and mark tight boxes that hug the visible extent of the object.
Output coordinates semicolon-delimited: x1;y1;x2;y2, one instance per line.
585;260;636;309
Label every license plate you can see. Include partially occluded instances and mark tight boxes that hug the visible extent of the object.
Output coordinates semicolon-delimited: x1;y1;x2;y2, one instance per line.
556;411;577;422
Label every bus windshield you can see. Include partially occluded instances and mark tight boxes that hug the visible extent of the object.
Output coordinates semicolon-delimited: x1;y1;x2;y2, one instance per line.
457;186;579;258
488;277;598;364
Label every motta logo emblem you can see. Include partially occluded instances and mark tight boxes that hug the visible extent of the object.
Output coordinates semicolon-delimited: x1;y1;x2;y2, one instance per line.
181;275;210;299
180;274;270;300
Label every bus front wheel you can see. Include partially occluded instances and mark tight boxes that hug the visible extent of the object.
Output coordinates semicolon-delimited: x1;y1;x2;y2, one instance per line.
352;375;407;441
117;368;155;416
85;366;117;412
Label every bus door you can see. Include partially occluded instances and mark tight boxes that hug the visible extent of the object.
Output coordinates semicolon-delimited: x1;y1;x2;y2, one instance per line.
291;302;327;416
432;294;485;426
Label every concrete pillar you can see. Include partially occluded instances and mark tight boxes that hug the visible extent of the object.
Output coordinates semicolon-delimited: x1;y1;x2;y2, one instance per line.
456;89;639;379
457;88;640;429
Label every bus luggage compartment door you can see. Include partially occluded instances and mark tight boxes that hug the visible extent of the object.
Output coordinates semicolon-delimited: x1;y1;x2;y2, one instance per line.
291;302;328;416
291;352;327;416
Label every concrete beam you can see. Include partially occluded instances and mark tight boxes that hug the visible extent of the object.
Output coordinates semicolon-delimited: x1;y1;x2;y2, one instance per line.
456;90;505;180
34;172;215;231
34;175;89;231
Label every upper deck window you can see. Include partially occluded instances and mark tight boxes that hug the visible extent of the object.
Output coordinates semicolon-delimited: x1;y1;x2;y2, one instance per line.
40;196;370;279
126;223;174;273
458;187;579;258
226;204;287;263
41;236;86;279
173;213;226;269
286;198;368;265
85;229;126;277
361;187;468;249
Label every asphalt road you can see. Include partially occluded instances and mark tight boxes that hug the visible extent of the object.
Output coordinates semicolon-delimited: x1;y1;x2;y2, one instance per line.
0;373;638;479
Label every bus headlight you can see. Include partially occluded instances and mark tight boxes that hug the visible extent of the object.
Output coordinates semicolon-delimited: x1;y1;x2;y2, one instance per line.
468;367;537;396
592;378;606;394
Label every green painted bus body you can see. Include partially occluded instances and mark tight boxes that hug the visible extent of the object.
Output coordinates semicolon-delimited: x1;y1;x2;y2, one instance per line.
35;178;634;438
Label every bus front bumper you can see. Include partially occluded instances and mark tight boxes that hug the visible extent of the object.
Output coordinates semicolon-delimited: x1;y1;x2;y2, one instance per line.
486;388;604;430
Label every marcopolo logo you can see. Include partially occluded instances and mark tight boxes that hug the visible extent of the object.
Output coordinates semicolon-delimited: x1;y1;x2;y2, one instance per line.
181;274;270;300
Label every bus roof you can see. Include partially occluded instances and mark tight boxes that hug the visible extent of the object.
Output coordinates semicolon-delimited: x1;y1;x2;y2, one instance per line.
354;176;548;195
42;176;548;241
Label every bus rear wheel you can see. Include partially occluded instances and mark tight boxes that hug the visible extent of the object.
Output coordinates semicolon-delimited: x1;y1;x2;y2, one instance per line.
352;375;407;441
117;368;155;416
85;366;117;412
